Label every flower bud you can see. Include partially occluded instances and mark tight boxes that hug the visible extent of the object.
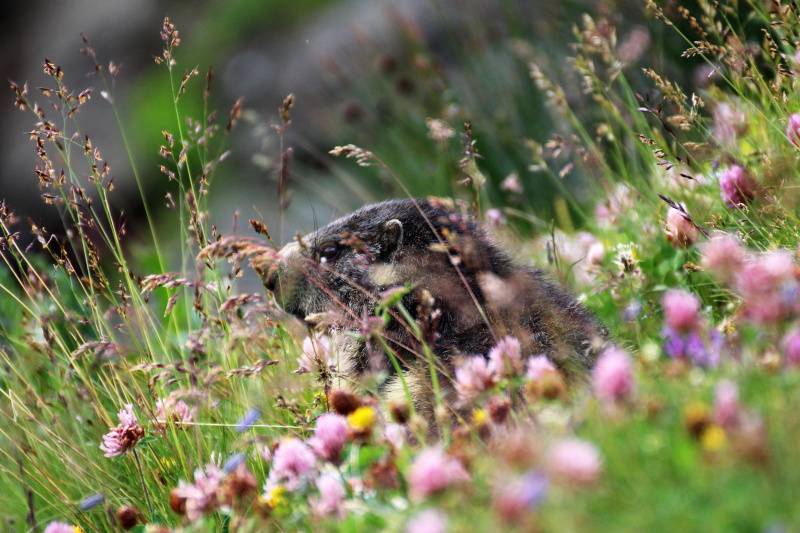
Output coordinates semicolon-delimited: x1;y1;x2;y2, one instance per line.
116;506;140;530
328;389;361;416
169;489;187;515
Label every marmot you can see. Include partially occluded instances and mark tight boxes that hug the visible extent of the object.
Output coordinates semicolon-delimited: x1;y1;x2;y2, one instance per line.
262;197;607;427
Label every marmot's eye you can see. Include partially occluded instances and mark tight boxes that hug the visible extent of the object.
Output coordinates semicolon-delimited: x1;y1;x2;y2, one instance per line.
318;243;341;263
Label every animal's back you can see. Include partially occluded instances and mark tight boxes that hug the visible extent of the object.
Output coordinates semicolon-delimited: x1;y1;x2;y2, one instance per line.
262;197;607;426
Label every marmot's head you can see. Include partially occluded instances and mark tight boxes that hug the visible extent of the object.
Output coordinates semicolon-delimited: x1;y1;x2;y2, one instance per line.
263;197;507;323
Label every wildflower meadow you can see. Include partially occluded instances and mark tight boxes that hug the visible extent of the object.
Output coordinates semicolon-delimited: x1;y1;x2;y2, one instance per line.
3;2;800;532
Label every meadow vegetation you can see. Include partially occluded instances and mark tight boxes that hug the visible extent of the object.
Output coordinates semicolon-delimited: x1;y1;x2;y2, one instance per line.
3;1;800;531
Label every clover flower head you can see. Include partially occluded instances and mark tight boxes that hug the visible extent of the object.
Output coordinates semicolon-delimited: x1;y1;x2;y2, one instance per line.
309;413;349;463
714;380;740;428
719;164;757;207
736;251;798;325
155;398;194;431
408;447;470;501
700;233;746;283
525;355;557;382
99;403;144;458
662;290;702;334
786;113;800;147
665;206;699;248
406;508;448;533
43;522;76;533
592;347;636;403
455;355;497;402
268;438;316;491
501;173;523;193
296;334;334;374
173;464;225;522
782;328;800;367
384;422;406;451
488;336;523;376
713;102;747;145
546;438;602;488
586;241;605;266
311;471;347;518
493;470;549;522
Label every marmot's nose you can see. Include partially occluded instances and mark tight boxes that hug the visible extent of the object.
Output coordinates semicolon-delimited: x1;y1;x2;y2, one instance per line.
264;270;280;293
264;265;284;293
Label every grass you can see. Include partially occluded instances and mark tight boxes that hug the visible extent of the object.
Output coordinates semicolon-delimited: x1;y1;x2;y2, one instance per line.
3;1;800;532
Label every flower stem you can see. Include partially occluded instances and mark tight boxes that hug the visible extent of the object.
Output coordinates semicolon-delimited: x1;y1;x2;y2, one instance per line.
132;448;153;517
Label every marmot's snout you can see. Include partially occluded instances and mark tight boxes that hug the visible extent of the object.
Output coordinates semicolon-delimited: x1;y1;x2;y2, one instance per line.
261;240;311;319
263;269;280;294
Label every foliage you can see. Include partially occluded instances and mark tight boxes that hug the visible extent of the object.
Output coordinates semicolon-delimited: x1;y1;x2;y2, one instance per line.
3;2;800;532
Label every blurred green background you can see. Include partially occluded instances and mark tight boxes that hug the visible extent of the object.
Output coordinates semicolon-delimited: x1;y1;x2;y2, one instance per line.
0;0;692;261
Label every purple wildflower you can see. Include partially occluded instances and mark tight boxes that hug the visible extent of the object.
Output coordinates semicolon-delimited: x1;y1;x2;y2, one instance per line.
99;404;144;458
719;165;757;207
268;438;316;491
592;347;636;403
408;447;470;501
713;102;747;145
43;522;75;533
486;208;505;226
781;329;800;367
586;241;605;266
735;251;798;325
714;380;740;428
546;438;602;488
662;327;722;367
406;508;448;533
384;422;405;451
665;205;699;248
493;470;549;522
501;173;523;193
78;492;105;510
235;407;261;433
308;413;349;463
296;334;334;374
700;233;746;283
223;452;246;473
173;464;225;522
155;398;194;431
311;471;347;518
525;355;556;382
787;113;800;147
488;336;524;376
662;290;702;334
455;355;497;402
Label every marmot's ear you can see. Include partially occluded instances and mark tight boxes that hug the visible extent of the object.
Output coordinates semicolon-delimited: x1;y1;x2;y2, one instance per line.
379;219;403;258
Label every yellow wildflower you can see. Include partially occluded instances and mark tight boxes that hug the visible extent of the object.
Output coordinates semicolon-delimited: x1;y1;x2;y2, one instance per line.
701;424;727;452
347;406;376;431
264;485;287;508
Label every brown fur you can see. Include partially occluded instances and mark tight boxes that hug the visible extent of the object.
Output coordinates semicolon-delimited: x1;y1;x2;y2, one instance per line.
262;198;607;431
